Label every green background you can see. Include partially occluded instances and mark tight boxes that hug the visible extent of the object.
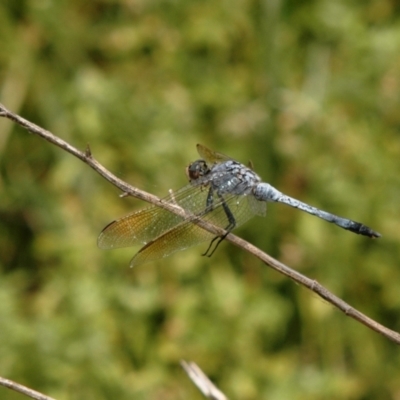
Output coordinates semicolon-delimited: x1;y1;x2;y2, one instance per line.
1;1;400;399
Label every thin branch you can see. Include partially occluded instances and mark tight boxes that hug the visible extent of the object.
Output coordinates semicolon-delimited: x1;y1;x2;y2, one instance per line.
1;102;399;348
181;361;228;400
0;377;56;400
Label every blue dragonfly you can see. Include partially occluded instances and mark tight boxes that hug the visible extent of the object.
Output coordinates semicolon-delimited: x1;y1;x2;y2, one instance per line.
98;144;381;266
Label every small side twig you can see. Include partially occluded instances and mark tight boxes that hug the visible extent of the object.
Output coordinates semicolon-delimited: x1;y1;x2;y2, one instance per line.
181;361;228;400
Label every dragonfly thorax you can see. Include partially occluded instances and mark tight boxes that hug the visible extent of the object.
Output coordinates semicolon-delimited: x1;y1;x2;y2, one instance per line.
190;159;262;196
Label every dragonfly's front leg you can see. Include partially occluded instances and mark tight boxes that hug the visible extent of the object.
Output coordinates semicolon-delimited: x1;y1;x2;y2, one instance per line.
205;186;214;211
202;192;237;258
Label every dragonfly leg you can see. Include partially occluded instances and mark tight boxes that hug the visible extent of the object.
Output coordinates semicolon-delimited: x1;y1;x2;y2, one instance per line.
205;186;214;210
202;193;236;257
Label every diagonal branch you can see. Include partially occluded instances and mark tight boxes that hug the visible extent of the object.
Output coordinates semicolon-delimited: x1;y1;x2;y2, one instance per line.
0;376;56;400
1;102;399;345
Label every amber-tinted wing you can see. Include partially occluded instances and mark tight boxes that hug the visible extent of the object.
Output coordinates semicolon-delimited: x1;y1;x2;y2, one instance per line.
98;183;209;249
130;193;266;267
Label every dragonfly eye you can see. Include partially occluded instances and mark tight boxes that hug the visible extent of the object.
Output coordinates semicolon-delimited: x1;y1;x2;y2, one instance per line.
186;159;210;182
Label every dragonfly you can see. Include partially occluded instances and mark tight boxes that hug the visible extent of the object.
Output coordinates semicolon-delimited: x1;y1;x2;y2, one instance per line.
98;144;381;267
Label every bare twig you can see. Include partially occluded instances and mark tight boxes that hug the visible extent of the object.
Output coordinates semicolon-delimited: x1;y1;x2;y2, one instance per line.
1;102;399;349
0;377;56;400
181;361;228;400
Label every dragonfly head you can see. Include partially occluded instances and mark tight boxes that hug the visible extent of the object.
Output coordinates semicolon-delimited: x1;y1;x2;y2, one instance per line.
186;159;211;182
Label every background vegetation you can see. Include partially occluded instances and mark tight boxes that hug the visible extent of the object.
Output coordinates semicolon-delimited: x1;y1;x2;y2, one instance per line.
1;0;400;399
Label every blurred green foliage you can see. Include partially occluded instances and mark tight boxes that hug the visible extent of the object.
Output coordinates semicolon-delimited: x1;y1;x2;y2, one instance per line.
1;0;400;399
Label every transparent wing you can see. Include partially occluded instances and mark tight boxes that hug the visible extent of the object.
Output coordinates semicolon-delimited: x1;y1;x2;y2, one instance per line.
248;195;266;217
97;183;211;249
130;193;265;266
196;144;231;164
